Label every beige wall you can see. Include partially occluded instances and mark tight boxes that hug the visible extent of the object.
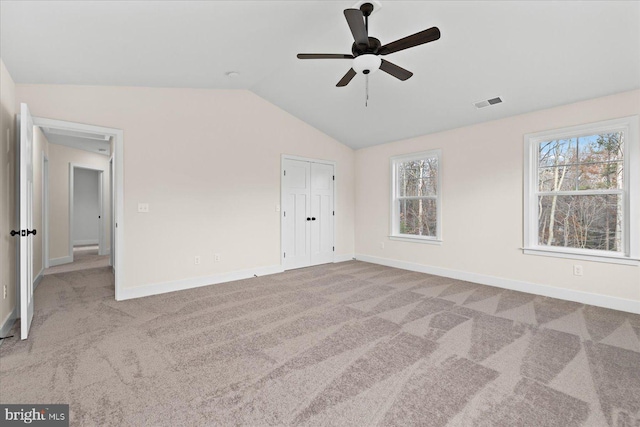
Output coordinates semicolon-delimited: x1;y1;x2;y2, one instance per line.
32;126;49;278
16;85;355;291
355;89;640;304
0;59;16;329
48;143;110;261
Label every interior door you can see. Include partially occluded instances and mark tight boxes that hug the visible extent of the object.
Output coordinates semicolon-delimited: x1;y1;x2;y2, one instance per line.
18;103;35;340
310;163;334;265
282;159;311;269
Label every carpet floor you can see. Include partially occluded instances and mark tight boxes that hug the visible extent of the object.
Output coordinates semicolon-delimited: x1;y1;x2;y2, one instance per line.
1;261;639;426
44;246;110;275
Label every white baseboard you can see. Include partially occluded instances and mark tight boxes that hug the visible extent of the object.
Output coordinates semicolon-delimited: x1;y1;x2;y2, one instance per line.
74;239;98;246
117;264;285;301
49;256;72;267
355;254;640;315
34;269;44;291
0;305;17;345
334;254;355;263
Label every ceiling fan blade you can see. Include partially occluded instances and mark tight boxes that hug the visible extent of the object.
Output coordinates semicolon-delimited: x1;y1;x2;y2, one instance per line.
379;59;413;81
336;68;357;87
378;27;440;55
344;9;369;47
297;54;354;59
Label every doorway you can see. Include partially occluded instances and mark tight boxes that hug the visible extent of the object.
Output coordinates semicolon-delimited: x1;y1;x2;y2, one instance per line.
281;155;335;270
31;115;123;299
65;165;109;272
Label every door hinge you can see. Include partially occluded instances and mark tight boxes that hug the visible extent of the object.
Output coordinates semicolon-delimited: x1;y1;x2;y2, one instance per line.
283;211;286;217
283;252;286;258
284;170;286;176
332;175;335;181
333;246;335;251
332;211;335;216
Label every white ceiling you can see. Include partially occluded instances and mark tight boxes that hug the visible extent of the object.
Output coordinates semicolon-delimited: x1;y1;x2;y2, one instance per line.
2;1;639;149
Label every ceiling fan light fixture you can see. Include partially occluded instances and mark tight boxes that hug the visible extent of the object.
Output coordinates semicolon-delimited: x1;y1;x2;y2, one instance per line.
353;54;381;75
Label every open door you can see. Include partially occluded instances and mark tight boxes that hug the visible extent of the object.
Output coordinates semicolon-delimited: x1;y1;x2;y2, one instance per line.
17;103;35;340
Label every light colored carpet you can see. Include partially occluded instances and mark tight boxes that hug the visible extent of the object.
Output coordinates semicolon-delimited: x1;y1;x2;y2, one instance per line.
44;247;110;275
1;261;639;426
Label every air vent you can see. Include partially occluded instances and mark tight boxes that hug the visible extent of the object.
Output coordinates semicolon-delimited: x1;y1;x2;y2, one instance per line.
474;96;503;109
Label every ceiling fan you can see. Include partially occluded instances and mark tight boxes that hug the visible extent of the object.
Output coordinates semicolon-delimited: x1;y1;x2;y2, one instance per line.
297;2;440;87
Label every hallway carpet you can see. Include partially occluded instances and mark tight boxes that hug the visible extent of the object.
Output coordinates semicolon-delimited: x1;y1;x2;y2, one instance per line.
44;246;110;275
1;261;639;426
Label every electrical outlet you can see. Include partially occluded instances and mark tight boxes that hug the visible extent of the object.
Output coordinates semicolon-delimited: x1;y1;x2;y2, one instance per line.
3;285;6;299
214;253;221;262
573;265;583;276
194;256;201;265
137;203;149;213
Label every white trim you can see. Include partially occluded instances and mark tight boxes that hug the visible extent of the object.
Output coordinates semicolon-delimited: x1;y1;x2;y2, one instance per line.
118;264;285;301
355;254;640;314
49;256;72;267
74;239;99;246
0;305;17;344
389;236;443;245
333;254;355;263
33;271;44;291
32;116;124;301
390;149;442;241
524;115;639;262
523;248;639;266
42;153;49;269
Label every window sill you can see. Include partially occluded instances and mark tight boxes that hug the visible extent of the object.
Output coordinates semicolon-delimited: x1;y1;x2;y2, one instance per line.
389;236;443;245
523;248;639;266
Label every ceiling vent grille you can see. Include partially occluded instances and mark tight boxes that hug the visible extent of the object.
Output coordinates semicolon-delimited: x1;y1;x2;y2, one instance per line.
474;96;503;109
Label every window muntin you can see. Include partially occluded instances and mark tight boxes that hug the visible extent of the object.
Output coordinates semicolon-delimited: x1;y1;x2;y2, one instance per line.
391;151;441;241
524;116;639;262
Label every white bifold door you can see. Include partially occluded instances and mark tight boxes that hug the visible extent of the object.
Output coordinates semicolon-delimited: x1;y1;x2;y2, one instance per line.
282;159;334;270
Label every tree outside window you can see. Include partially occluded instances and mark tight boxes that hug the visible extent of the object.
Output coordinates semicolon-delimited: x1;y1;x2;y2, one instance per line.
391;150;441;241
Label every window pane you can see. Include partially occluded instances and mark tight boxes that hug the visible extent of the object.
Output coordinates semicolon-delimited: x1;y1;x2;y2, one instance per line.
538;166;579;192
398;198;437;237
577;161;623;190
538;133;624;192
539;139;574;168
398;158;438;197
538;194;622;252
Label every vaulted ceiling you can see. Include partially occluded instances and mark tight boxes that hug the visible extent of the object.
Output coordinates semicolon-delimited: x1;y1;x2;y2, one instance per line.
2;1;639;149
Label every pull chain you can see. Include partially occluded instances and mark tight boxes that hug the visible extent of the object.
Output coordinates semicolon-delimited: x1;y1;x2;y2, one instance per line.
365;74;369;107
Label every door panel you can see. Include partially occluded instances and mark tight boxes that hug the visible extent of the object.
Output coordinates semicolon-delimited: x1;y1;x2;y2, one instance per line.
310;163;334;265
282;160;311;269
19;103;35;340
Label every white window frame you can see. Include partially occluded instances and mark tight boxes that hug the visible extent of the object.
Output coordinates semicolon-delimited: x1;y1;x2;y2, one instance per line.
390;150;442;244
523;115;639;265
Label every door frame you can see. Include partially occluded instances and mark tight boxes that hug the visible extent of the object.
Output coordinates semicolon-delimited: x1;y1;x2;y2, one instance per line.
280;154;336;269
69;164;104;257
42;152;49;269
32;116;124;300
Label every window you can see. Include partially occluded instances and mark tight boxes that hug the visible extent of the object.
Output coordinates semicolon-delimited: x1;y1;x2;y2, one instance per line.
524;116;639;264
390;150;441;242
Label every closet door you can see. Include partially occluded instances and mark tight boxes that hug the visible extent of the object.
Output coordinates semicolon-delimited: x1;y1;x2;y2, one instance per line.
310;163;334;265
282;159;311;269
282;158;335;270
